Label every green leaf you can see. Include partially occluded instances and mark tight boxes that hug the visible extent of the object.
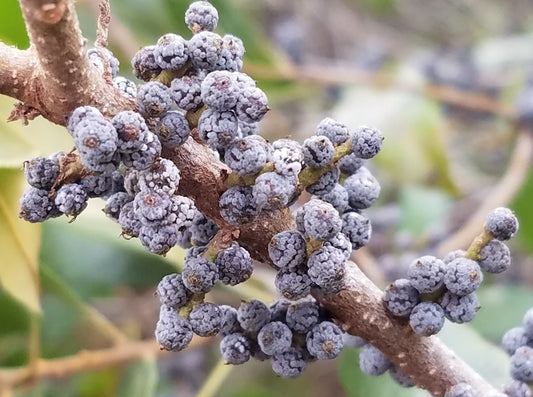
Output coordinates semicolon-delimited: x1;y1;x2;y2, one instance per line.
439;321;511;387
338;348;425;397
0;97;74;168
470;284;533;342
512;168;533;253
0;169;41;313
39;201;176;298
117;359;158;397
0;0;29;47
399;185;452;237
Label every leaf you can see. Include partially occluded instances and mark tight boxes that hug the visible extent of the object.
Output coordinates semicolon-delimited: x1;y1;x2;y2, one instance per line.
399;185;453;237
117;359;158;397
0;0;29;47
0;169;41;313
0;96;74;169
511;168;533;253
338;348;426;397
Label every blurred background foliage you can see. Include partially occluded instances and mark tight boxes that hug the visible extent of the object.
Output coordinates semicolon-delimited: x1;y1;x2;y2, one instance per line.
1;0;533;396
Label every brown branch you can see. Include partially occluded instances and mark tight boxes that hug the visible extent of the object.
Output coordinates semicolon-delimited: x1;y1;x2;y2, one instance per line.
0;2;508;396
1;0;135;125
95;0;110;48
0;338;206;389
314;263;500;397
243;61;515;121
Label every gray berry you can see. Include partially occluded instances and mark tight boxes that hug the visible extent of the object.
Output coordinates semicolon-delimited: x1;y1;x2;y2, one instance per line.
253;172;296;210
55;183;88;216
23;156;60;190
350;125;383;159
479;240;511;274
198;108;239;150
19;187;59;223
306;321;344;359
286;300;320;334
511;346;533;383
409;301;445;336
189;302;221;337
502;327;531;356
220;332;251;364
359;344;391;376
383;278;420;317
343;166;381;210
156;111;191;149
407;255;445;294
188;31;223;71
219;186;259;225
171;73;203;111
268;230;307;269
275;265;312;301
486;207;519;241
201;71;240;110
219;305;241;336
157;273;190;308
138;81;173;118
302;136;334;168
439;291;479;324
315;117;349;144
182;254;218;293
341;211;372;250
155;305;193;352
271;347;307;378
237;299;271;333
443;257;483;296
503;380;532;397
215;244;253;286
224;136;270;176
258;321;293;355
185;1;219;32
235;86;269;123
138;224;179;255
154;33;188;70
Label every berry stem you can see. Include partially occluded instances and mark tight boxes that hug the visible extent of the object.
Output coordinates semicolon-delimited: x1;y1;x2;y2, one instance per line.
464;228;494;261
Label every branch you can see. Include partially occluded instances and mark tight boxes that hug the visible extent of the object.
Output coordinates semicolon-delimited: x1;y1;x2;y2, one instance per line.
0;0;135;125
0;338;206;389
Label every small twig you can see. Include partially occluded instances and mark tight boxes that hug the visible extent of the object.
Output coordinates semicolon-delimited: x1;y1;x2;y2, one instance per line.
437;130;533;257
0;338;206;388
196;359;234;397
95;0;111;48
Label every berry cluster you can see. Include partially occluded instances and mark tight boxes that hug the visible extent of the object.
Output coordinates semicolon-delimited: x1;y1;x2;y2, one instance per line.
16;0;525;390
155;276;345;378
383;207;518;337
501;308;533;397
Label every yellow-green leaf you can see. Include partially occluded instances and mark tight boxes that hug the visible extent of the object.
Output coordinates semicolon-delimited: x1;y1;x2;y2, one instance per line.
0;169;41;313
0;96;74;169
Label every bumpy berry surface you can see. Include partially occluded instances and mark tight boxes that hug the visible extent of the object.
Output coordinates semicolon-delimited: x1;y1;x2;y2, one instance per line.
219;305;240;336
270;299;291;322
188;31;223;71
67;106;102;135
439;291;479;324
253;172;295;210
268;230;307;269
201;71;240;110
79;173;113;198
510;346;533;383
341;211;372;250
479;240;511;274
120;135;161;171
359;344;391;376
502;327;530;356
315;183;349;214
286;300;319;334
224;136;270;176
189;302;221;337
157;273;190;308
350;125;383;159
338;152;364;175
409;301;445;336
219;186;259;225
301;199;342;240
323;232;352;260
138;81;173;118
407;255;445;294
155;305;193;351
237;300;271;333
302;136;334;168
19;187;58;223
275;265;312;300
443;258;483;296
118;201;142;237
272;140;303;176
306;167;340;196
55;183;89;216
198;108;239;150
315;117;349;144
235;86;269;123
182;255;218;293
343;166;381;210
111;110;151;153
486;207;519;241
271;347;307;378
138;158;180;196
23;156;60;190
306;321;343;359
133;188;172;225
216;34;245;72
74;117;118;171
113;76;137;100
215;244;253;286
383;278;420;317
185;1;219;32
132;45;162;81
138;224;179;255
307;245;346;292
171;73;203;111
87;47;119;78
190;212;218;245
104;192;133;222
220;333;251;364
154;33;188;70
156;110;191;149
443;249;466;264
258;321;292;356
503;380;532;397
